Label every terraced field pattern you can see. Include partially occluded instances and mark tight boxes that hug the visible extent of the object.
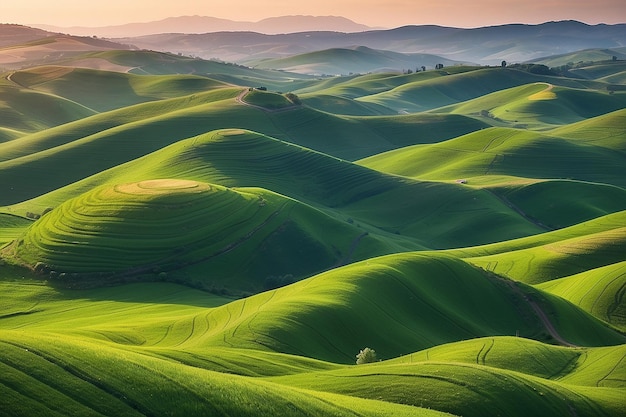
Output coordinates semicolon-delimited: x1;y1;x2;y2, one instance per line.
0;33;625;417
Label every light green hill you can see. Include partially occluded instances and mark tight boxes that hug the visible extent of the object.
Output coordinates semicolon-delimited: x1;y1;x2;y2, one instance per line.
272;337;626;417
0;127;23;143
10;66;229;112
2;253;623;361
82;50;317;91
357;68;557;112
299;94;396;115
4;129;544;251
537;262;626;330
2;178;393;293
468;226;626;284
571;61;626;81
444;210;625;258
433;82;626;128
0;255;624;416
549;108;626;153
0;87;242;163
148;253;623;360
359;126;626;187
0;94;487;206
0;330;445;417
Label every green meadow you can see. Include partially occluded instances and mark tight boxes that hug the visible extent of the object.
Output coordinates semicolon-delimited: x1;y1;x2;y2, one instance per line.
0;38;624;416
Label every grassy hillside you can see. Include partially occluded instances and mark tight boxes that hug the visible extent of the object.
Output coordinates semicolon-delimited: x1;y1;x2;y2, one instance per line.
2;178;394;293
272;337;626;417
1;42;625;417
549;108;626;152
3;129;545;253
0;254;623;416
0;330;445;417
468;225;626;284
356;68;562;112
0;96;487;206
0;78;96;133
537;262;626;330
9;66;229;112
432;83;626;129
248;46;460;75
359;127;626;187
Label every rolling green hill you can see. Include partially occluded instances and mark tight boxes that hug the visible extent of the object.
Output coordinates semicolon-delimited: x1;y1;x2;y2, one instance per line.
537;262;626;330
0;77;96;134
9;66;229;112
0;40;625;417
272;337;626;417
359;126;626;187
3;129;545;253
248;46;461;75
2;178;394;293
432;83;626;129
1;251;624;416
356;68;559;112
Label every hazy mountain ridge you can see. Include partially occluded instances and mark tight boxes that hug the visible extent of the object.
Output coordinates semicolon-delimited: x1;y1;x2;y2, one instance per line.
110;20;626;66
31;15;376;37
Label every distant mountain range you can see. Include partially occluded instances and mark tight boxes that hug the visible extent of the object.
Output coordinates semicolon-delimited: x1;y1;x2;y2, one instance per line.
112;20;626;66
2;20;625;72
32;15;377;37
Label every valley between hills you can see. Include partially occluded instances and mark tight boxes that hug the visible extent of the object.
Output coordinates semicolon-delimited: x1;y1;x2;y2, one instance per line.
0;21;625;417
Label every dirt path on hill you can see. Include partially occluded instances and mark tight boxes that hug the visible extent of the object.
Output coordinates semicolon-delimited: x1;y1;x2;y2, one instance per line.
5;72;24;88
501;278;578;347
335;232;369;267
484;188;552;231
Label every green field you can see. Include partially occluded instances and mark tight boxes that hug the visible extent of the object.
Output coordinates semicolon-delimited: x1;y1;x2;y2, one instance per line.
0;36;625;417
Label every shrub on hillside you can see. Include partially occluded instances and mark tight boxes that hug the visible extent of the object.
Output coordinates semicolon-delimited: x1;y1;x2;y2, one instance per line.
356;347;377;364
285;93;301;105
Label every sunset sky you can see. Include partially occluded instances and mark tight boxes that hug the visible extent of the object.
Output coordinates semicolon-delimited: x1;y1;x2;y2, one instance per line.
2;0;625;28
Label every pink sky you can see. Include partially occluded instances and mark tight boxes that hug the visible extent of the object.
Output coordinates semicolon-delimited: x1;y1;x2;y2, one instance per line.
1;0;625;28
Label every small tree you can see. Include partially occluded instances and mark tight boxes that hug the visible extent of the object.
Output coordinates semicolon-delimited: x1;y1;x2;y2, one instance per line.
501;60;507;68
356;347;377;364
